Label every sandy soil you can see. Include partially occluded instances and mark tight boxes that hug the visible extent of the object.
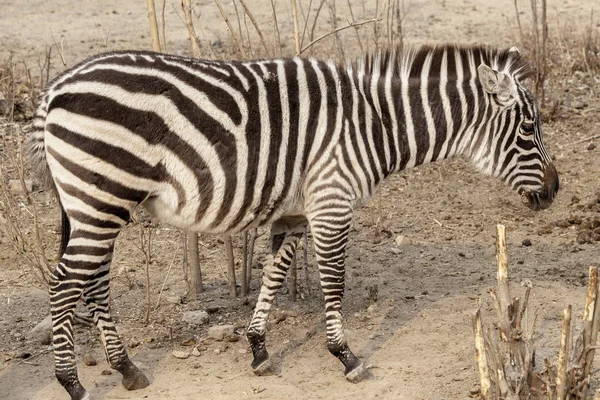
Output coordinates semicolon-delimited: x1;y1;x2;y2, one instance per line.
1;0;599;399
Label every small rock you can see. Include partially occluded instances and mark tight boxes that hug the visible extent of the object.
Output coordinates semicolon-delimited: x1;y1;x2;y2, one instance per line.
182;310;209;326
83;354;97;366
172;350;189;359
390;247;402;255
16;352;31;359
8;179;33;193
577;231;593;245
101;369;112;375
181;337;195;346
587;143;596;151
191;347;201;357
522;239;532;247
238;349;247;354
208;324;235;341
27;315;52;344
537;225;553;235
271;310;287;324
214;348;221;355
166;295;182;305
128;339;141;348
395;235;412;246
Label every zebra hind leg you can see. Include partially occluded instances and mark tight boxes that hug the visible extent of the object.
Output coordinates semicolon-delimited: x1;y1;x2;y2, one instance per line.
246;217;306;375
309;210;367;383
82;253;149;391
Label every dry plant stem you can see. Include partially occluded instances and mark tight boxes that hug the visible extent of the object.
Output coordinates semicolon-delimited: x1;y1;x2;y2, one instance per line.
490;328;515;399
182;232;188;282
247;228;257;289
290;254;297;302
298;0;313;50
308;0;327;46
300;17;381;55
582;267;600;399
556;305;572;400
269;0;282;56
496;224;511;339
241;230;249;297
155;244;181;310
145;0;162;52
140;225;153;324
187;232;203;298
182;0;201;57
213;0;247;58
49;28;67;67
224;235;237;298
472;310;491;400
238;0;271;56
303;228;310;296
291;0;301;55
345;0;364;53
160;0;167;52
327;0;345;61
513;0;525;47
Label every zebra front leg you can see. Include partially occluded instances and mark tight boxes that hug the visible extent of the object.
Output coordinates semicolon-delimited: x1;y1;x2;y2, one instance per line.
246;218;305;375
310;211;366;382
82;255;149;391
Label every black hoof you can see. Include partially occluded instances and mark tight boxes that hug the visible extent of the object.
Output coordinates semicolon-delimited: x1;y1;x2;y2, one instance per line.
247;330;272;375
328;343;368;382
116;359;150;390
345;362;368;383
57;371;88;400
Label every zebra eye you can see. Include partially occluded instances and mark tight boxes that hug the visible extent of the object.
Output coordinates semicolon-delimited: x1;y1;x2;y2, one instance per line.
521;121;535;135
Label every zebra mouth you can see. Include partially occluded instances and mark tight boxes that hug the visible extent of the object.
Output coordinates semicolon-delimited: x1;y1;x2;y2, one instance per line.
521;190;553;211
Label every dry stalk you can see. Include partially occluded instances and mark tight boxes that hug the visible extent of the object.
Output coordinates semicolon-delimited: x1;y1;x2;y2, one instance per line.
300;17;381;55
224;235;237;298
327;0;345;61
154;243;181;310
303;227;310;296
556;306;572;399
495;224;511;339
213;0;247;58
291;0;301;55
187;232;203;298
269;0;282;56
289;253;297;302
182;0;201;57
145;0;162;52
238;0;271;56
241;230;249;297
473;309;491;399
246;228;258;289
160;0;167;52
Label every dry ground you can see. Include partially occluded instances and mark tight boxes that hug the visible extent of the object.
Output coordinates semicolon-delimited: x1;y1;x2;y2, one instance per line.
1;0;599;399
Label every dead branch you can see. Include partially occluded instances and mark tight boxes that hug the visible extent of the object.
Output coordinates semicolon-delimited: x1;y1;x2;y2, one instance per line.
300;17;381;55
145;0;162;52
187;232;203;298
238;0;270;56
556;306;572;400
473;309;491;399
213;0;247;58
224;235;237;298
182;0;201;57
291;0;301;55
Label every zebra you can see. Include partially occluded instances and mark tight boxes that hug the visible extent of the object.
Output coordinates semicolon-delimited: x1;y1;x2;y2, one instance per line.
26;44;558;399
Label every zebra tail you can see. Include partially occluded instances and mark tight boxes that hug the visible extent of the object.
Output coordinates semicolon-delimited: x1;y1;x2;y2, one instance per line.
26;93;71;258
25;92;54;192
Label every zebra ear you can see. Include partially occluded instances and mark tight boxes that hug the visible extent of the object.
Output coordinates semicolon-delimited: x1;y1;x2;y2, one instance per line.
478;64;512;103
508;46;521;57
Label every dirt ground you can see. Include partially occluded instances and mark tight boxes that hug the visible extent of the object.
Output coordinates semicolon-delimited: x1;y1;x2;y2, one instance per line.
1;0;599;399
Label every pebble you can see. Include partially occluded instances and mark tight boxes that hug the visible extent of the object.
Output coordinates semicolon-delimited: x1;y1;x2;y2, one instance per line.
390;247;402;255
208;324;236;342
191;347;201;357
214;348;221;355
101;369;112;375
8;179;33;193
587;143;596;151
238;349;247;354
172;350;189;359
182;310;209;326
83;354;97;366
271;310;287;324
395;235;412;246
522;239;532;247
166;295;182;305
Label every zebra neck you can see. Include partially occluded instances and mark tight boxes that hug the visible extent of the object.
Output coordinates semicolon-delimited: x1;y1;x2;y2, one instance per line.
352;72;487;180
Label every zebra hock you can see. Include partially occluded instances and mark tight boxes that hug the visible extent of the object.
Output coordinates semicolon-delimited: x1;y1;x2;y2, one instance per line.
27;44;558;399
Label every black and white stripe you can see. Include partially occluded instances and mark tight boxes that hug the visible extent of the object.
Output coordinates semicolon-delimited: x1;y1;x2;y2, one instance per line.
27;44;558;399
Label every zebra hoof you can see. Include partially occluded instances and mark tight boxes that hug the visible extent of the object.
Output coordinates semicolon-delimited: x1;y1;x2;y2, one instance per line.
80;392;92;400
122;370;150;390
251;357;273;376
345;362;367;383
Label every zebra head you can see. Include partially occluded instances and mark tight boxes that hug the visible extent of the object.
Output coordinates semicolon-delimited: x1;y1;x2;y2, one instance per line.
472;48;559;211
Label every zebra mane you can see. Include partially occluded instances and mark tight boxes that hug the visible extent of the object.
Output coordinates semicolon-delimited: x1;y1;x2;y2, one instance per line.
353;44;535;82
